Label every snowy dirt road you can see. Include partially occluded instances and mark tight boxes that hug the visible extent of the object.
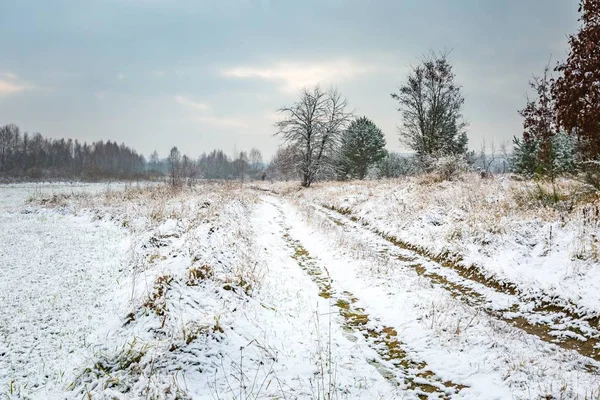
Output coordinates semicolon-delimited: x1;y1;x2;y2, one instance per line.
317;202;600;362
257;194;600;399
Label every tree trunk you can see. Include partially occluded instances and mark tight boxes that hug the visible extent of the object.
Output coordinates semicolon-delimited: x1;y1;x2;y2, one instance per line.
302;172;311;187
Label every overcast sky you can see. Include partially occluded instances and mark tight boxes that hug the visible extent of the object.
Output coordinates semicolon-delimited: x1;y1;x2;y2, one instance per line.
0;0;579;159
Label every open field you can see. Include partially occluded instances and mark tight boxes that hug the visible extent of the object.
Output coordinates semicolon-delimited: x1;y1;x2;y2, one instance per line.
1;178;600;399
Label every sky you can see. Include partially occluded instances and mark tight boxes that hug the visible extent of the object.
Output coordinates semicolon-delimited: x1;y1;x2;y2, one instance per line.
0;0;580;160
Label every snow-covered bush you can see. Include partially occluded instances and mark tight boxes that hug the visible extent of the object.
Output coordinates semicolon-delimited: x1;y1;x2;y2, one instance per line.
420;154;470;182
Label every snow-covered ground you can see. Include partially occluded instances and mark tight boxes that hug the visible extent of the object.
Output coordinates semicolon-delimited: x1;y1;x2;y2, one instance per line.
0;183;132;398
279;195;600;398
2;180;600;399
264;176;600;318
0;182;134;211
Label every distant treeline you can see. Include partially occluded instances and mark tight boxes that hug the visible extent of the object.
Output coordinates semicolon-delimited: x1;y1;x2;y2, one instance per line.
0;124;146;180
153;147;267;185
0;123;268;182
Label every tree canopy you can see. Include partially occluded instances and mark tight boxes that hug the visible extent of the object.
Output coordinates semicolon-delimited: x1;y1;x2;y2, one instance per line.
337;117;387;180
391;51;468;165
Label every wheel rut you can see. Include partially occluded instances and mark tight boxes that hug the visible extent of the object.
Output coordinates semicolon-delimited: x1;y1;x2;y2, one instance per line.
318;202;600;367
266;198;469;399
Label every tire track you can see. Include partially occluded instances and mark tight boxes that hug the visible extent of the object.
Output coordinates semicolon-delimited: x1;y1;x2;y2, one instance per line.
317;202;600;366
266;198;469;399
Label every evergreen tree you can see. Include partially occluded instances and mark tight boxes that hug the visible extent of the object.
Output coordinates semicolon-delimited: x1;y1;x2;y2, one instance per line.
512;131;576;177
512;136;538;176
551;130;577;175
337;117;387;180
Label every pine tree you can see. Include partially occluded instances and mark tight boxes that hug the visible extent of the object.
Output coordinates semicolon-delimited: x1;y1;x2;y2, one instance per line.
553;0;600;159
337;117;387;180
512;131;576;177
551;130;577;175
512;136;539;176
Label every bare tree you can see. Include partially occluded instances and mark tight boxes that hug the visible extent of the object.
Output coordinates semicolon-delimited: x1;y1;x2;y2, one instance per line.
268;145;300;181
249;148;263;178
181;154;199;186
0;125;147;179
275;85;352;187
0;124;19;173
168;146;182;186
499;140;511;173
198;149;232;179
233;151;249;181
478;138;496;176
148;150;160;174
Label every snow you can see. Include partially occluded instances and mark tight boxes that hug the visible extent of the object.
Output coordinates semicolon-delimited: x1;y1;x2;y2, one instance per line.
275;195;600;399
213;198;397;398
2;180;600;399
0;184;131;398
274;176;600;319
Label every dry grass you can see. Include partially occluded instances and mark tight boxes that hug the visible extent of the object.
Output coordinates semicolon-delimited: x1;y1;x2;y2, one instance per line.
143;274;172;317
43;181;266;398
186;263;214;285
264;174;600;264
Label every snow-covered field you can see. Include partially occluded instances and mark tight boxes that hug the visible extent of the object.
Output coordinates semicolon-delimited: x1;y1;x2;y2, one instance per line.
0;183;133;397
0;182;134;211
2;179;600;399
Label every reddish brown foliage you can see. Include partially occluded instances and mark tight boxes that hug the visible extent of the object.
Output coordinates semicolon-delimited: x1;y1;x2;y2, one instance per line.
553;0;600;158
519;65;557;169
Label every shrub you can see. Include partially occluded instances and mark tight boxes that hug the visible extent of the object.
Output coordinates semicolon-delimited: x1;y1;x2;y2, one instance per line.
420;154;470;182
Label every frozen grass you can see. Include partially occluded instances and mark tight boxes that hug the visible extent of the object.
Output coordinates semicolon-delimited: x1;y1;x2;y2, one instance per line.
1;183;270;398
0;183;132;398
20;183;395;399
257;174;600;318
279;194;600;399
4;179;600;399
49;183;268;398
